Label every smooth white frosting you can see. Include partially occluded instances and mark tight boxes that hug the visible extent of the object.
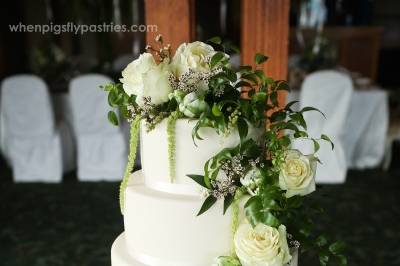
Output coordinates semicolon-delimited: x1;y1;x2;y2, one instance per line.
122;170;245;265
140;119;261;195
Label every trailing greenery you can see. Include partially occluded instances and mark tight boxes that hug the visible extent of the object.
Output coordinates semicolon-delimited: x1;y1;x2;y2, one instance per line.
167;111;181;182
119;115;141;214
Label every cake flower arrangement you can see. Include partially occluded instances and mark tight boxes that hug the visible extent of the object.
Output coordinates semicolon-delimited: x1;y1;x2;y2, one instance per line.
105;35;347;266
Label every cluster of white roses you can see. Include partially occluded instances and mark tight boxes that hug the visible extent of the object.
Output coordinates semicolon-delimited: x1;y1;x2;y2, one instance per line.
228;150;316;266
120;41;221;116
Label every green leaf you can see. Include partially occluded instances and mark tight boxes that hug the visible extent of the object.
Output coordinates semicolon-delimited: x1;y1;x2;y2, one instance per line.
336;255;348;266
207;36;222;45
285;101;299;110
329;241;346;255
210;52;226;68
107;111;119;126
244;196;279;227
187;174;208;188
255;53;268;64
319;250;330;266
212;104;223;117
223;194;234;214
312;139;320;153
197;195;217;216
301;106;326;119
237;118;248;141
316;235;328;247
235;80;253;88
321;134;334;150
271;111;286;122
240;65;252;72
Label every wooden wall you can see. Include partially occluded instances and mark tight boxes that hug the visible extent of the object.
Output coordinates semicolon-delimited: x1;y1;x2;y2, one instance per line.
241;0;290;107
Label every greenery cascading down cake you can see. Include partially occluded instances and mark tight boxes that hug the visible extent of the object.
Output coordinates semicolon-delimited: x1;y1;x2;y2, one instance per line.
106;35;347;266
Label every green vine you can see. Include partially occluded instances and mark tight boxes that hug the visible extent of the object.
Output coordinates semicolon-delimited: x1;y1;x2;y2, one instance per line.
119;115;141;214
230;188;245;256
167;111;180;183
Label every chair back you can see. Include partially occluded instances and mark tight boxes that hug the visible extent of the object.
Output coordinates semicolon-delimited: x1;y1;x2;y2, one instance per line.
69;74;117;134
1;74;54;138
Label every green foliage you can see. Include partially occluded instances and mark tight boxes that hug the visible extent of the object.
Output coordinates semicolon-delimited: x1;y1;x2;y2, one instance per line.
255;53;269;64
119;116;141;214
197;195;217;216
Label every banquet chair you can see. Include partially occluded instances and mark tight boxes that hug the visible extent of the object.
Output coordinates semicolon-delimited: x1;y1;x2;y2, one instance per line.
292;70;353;183
69;74;127;181
0;74;74;182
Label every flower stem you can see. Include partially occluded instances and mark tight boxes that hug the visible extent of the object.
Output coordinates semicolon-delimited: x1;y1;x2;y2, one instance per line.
119;116;141;214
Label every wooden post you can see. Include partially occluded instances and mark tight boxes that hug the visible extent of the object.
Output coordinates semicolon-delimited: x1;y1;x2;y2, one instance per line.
145;0;196;51
241;0;290;107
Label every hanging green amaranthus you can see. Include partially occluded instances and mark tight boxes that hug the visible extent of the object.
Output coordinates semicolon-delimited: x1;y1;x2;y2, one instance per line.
167;111;180;183
119;115;141;214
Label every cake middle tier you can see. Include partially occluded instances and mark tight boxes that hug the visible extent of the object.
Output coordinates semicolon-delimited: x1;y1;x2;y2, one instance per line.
140;119;261;195
124;170;244;266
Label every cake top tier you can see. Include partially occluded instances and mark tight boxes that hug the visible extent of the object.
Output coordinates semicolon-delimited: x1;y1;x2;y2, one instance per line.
140;118;262;196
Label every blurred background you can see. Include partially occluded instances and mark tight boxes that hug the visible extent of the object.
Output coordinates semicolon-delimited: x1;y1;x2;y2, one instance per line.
1;0;399;265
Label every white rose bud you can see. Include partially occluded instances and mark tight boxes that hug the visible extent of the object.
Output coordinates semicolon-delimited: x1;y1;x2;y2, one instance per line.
234;222;292;266
179;92;209;118
120;53;173;107
279;149;317;198
240;167;262;196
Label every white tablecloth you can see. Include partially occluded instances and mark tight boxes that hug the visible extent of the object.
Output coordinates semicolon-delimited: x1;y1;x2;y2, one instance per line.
287;88;389;169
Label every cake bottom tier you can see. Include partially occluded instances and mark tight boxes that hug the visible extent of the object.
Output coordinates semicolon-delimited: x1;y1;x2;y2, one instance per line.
111;233;147;266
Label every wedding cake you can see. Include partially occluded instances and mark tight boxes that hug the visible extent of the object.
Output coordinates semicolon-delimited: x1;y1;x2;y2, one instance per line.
107;36;346;266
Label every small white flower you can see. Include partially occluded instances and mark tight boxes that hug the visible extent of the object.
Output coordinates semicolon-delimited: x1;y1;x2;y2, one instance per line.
279;149;317;198
234;222;291;266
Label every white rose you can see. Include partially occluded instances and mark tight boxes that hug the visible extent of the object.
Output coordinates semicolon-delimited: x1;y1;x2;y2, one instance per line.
120;53;156;96
234;222;291;266
120;53;173;107
279;149;317;198
171;41;216;77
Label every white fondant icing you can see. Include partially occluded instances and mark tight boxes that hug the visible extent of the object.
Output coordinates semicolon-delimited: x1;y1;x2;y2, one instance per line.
123;170;245;265
140;119;261;195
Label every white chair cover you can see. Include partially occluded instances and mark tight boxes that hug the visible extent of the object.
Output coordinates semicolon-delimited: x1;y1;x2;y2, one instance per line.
0;75;63;182
292;70;353;183
343;90;388;169
69;74;127;181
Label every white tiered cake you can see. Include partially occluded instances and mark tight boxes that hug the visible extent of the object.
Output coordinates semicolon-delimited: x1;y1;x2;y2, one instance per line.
111;120;252;265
